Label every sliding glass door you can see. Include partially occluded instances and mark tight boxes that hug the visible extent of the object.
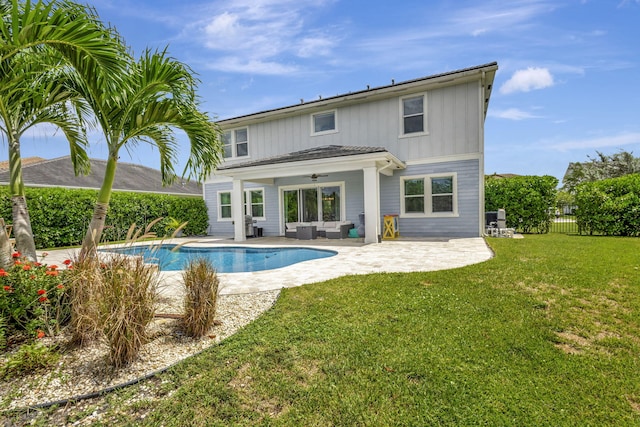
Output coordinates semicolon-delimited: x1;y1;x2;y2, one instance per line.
283;185;341;224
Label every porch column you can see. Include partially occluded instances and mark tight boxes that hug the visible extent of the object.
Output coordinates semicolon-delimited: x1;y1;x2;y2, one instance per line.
362;166;380;244
231;178;246;242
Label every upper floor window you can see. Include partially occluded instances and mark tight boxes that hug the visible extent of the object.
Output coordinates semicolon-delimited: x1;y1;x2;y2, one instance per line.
400;173;457;217
311;110;337;135
222;128;249;159
401;95;425;135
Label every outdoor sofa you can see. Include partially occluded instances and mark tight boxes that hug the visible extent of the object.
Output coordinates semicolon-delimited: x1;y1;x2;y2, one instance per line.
285;221;354;239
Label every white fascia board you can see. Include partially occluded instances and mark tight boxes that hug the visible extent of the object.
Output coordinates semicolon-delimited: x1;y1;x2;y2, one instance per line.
218;64;498;128
215;152;405;181
404;153;482;166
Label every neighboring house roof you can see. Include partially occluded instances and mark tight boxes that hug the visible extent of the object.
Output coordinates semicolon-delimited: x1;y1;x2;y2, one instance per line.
0;156;45;171
217;145;389;170
217;62;497;128
0;156;202;196
486;173;521;179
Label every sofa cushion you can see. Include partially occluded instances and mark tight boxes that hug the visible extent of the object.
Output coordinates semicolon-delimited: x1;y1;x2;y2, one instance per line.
285;222;298;230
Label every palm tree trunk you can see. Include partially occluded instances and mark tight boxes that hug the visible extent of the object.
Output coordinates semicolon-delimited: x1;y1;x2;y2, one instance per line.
0;218;13;270
11;196;37;261
8;132;37;261
79;155;117;260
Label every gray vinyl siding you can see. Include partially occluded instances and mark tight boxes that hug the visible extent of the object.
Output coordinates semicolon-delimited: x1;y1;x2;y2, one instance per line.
205;171;366;237
207;74;486;239
206;160;479;238
205;181;279;237
221;81;481;168
379;159;480;237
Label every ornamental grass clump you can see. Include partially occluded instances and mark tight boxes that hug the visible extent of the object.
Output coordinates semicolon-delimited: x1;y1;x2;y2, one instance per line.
97;254;160;368
66;256;103;346
182;257;219;338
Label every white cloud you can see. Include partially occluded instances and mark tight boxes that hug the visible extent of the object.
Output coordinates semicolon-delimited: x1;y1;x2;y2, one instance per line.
500;67;554;94
189;0;337;75
550;132;640;151
488;108;542;120
450;0;557;37
205;57;298;75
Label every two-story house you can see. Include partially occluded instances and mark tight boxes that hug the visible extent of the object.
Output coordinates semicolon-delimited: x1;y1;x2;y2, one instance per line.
204;62;498;243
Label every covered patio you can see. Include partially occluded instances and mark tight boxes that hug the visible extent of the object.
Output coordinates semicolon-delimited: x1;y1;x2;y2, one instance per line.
213;145;406;244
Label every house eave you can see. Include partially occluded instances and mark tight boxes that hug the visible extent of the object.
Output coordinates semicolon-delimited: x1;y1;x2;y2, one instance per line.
217;62;498;128
213;151;405;182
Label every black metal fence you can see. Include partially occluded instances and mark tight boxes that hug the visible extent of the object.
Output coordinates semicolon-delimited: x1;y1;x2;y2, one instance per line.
549;216;579;234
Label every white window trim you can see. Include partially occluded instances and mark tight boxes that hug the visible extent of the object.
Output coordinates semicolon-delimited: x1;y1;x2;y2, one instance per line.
310;109;338;136
400;173;458;218
217;190;233;221
278;181;346;229
245;187;266;221
222;127;250;159
217;188;266;222
399;93;428;138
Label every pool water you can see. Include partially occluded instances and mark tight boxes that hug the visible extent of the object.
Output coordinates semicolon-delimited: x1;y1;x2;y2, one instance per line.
100;244;337;273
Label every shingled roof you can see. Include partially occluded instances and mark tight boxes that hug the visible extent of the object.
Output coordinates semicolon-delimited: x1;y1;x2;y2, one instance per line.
0;156;202;196
217;145;388;171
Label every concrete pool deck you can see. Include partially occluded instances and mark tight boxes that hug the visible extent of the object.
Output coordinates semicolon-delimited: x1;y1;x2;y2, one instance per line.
39;236;494;297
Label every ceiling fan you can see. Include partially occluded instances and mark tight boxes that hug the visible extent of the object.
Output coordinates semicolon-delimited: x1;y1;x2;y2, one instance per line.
307;173;328;182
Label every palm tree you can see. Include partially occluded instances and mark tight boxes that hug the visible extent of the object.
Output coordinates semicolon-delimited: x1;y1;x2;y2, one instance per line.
0;51;91;261
78;49;222;259
0;0;129;260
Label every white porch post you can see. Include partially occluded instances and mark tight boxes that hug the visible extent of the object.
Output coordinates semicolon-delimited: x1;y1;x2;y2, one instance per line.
231;178;246;242
362;166;380;244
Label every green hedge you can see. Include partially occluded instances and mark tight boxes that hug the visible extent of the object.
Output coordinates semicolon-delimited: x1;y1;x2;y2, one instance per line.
574;174;640;236
0;186;208;248
485;175;558;233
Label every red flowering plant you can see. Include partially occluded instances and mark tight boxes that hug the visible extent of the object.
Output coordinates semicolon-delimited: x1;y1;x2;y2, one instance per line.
0;253;71;338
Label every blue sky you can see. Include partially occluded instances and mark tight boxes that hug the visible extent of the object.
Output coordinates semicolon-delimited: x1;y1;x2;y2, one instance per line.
7;0;640;183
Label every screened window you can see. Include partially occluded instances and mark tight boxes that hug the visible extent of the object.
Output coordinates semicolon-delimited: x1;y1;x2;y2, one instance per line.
402;95;425;134
401;174;456;216
222;128;249;158
311;110;337;135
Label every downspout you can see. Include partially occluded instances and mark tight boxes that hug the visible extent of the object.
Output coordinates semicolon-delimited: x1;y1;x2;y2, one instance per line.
479;71;486;237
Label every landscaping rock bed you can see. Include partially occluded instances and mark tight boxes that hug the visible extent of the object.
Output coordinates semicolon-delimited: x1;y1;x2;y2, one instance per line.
0;290;279;412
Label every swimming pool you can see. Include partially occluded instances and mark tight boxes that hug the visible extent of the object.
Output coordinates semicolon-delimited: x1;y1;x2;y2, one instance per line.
100;244;337;273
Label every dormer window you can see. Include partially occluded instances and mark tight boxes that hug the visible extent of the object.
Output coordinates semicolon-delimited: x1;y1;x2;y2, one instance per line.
311;110;337;135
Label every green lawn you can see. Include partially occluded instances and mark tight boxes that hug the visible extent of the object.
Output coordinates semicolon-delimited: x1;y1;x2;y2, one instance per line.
38;235;640;425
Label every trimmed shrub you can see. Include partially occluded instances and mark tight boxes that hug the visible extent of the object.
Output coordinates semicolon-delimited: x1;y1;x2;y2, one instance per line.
0;186;208;248
182;258;219;338
574;173;640;236
485;175;558;233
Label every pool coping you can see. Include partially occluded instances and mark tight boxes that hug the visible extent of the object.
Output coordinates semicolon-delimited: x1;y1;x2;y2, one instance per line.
40;236;494;296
